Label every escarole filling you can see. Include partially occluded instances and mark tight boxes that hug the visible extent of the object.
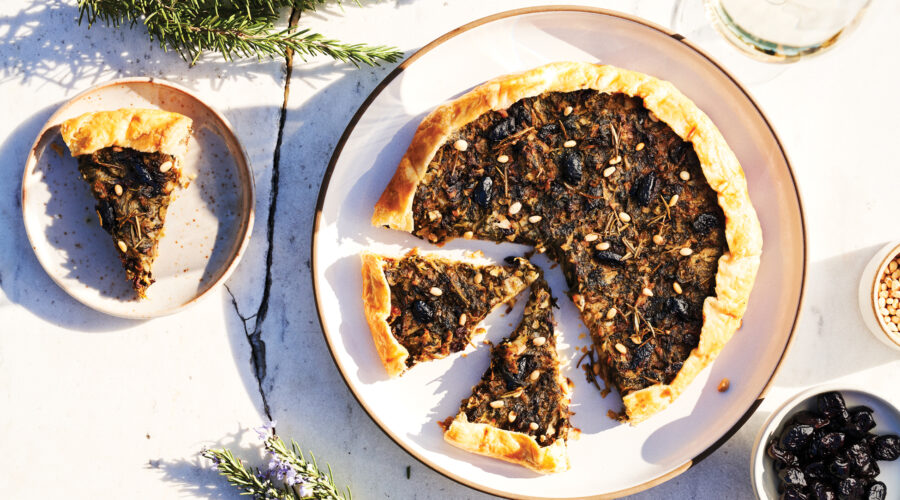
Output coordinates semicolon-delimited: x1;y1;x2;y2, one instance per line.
409;89;727;398
76;146;183;297
443;277;571;447
382;253;538;368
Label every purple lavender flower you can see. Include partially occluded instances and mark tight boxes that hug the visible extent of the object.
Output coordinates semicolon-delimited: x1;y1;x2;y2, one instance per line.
297;482;314;498
254;419;278;440
283;467;298;485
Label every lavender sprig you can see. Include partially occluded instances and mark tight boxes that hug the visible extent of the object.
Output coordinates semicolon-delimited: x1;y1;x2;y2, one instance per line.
202;426;350;500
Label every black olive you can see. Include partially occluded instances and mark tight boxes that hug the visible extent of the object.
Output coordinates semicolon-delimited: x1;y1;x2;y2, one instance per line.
811;482;837;500
561;150;584;184
848;407;877;437
814;432;846;458
846;441;873;471
768;440;801;467
128;158;165;194
818;392;850;424
780;424;815;452
501;354;536;390
473;176;493;208
666;297;692;321
837;477;864;499
509;101;532;128
872;435;900;461
781;489;810;500
487;116;516;141
631;172;657;206
865;481;886;500
828;455;851;479
794;411;830;429
95;199;117;232
692;213;721;235
628;342;653;370
858;460;880;479
778;467;808;489
804;461;827;481
594;250;623;266
411;300;434;324
538;123;559;141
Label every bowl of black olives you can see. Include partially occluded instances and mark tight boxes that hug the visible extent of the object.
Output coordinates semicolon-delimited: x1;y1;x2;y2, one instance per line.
751;386;900;499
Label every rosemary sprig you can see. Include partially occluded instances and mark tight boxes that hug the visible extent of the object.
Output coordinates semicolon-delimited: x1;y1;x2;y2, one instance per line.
202;430;350;500
76;0;403;66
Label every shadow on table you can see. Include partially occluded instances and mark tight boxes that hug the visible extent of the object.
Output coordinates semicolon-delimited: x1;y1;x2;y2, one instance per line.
771;244;899;388
152;427;254;500
0;101;142;331
0;1;282;91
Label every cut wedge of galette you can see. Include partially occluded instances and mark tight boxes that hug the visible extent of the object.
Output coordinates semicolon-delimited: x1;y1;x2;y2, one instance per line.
60;108;192;298
361;250;538;376
441;276;572;474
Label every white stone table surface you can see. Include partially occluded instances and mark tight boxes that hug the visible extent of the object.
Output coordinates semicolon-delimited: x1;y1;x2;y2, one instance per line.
2;0;899;498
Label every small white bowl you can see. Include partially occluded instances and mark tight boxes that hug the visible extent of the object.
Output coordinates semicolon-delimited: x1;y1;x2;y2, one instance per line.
751;384;900;499
858;241;900;351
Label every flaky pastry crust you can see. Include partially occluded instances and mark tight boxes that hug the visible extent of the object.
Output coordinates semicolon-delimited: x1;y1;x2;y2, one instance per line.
360;252;410;376
371;62;762;424
443;414;569;474
60;108;193;158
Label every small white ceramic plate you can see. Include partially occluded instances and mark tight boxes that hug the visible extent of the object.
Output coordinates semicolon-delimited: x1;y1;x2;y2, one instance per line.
22;78;254;318
312;7;806;499
751;384;900;498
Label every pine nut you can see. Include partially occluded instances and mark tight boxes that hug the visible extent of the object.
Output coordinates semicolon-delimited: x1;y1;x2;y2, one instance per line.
563;140;577;148
453;139;468;151
429;287;443;296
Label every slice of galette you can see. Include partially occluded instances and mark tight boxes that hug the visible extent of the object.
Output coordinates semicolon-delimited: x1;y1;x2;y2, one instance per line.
441;277;571;474
361;250;538;376
60;108;192;298
373;62;762;424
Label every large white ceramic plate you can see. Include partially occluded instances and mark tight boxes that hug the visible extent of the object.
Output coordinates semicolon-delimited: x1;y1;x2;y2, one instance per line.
312;7;806;499
22;78;255;318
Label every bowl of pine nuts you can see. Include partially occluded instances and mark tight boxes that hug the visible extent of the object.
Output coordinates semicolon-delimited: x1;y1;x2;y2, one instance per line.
859;241;900;351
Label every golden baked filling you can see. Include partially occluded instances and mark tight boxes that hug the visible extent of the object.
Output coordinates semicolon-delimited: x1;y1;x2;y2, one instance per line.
361;251;538;376
60;108;192;299
75;147;183;296
442;277;571;474
409;90;724;397
372;63;762;423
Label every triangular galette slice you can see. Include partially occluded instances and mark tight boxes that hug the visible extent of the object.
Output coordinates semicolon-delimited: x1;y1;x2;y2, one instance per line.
441;276;571;474
361;250;538;376
60;109;192;298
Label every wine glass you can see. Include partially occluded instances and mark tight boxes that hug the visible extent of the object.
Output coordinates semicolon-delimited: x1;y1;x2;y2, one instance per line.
703;0;872;63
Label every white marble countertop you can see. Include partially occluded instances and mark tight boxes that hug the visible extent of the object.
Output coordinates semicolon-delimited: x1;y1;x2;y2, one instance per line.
2;1;900;498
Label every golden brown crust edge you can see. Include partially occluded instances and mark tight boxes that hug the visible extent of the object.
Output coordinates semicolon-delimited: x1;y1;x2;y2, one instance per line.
443;415;568;474
372;62;763;423
443;349;572;474
360;252;409;377
60;108;193;158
